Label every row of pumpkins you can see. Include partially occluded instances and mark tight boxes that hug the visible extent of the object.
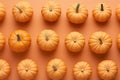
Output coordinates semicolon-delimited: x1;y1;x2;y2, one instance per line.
0;1;120;23
0;29;119;54
0;58;118;80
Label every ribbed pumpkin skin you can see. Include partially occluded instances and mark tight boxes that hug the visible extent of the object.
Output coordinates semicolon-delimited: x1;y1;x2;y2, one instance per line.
88;31;112;54
0;32;5;51
0;2;6;21
97;60;118;80
93;3;111;22
116;4;120;21
12;1;33;22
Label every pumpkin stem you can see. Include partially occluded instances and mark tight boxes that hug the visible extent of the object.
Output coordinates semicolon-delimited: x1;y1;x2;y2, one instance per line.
16;34;21;41
99;38;103;45
45;32;49;41
76;3;80;13
106;69;109;72
52;65;57;71
16;6;22;13
101;4;104;11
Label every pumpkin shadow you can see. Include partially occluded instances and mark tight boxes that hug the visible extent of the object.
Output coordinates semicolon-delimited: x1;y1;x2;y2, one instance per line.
14;21;31;27
94;20;110;27
68;21;86;28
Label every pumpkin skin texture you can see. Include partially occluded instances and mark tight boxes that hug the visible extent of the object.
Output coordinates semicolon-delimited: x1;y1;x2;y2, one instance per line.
0;59;11;80
0;32;5;51
88;31;112;54
37;29;59;51
117;34;120;48
97;60;118;80
66;3;88;24
8;30;31;53
116;4;120;21
17;59;38;80
0;2;6;21
73;61;92;80
92;3;111;22
41;0;61;22
65;32;85;53
12;1;33;23
47;58;67;80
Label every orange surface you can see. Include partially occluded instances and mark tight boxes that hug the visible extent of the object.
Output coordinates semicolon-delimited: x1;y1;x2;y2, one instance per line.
0;0;120;80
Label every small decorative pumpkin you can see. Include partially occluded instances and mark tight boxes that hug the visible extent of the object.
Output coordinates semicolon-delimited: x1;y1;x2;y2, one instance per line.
92;3;111;22
41;0;61;22
47;58;67;80
0;32;5;51
37;29;59;51
0;2;6;21
65;32;85;53
66;3;88;24
8;30;31;53
97;60;118;80
88;31;112;54
73;61;92;80
17;59;38;80
0;59;11;80
12;1;33;22
116;4;120;21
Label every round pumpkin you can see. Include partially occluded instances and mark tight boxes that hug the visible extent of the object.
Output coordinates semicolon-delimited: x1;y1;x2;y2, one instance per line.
73;61;92;80
41;0;61;22
65;32;85;53
8;30;31;53
66;3;88;24
17;59;38;80
37;29;59;51
88;31;112;54
12;1;33;22
47;58;67;80
0;32;5;51
97;60;118;80
0;2;6;21
0;59;11;80
92;3;111;22
116;4;120;21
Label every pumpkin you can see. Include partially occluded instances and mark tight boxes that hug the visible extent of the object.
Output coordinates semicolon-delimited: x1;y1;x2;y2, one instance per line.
41;0;61;22
0;2;6;21
73;61;92;80
97;60;118;80
17;59;38;80
116;4;120;21
37;29;59;51
88;31;112;54
46;58;67;80
66;3;88;24
92;3;111;22
65;32;85;53
12;1;33;22
0;32;5;51
8;30;31;53
0;59;11;80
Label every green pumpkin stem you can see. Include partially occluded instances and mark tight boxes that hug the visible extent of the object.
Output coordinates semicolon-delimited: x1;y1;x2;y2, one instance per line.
45;32;49;41
52;65;57;71
76;3;80;13
101;4;104;11
16;34;21;41
99;38;103;44
16;6;22;13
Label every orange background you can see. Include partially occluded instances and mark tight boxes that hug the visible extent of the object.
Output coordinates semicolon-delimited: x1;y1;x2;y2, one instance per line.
0;0;120;80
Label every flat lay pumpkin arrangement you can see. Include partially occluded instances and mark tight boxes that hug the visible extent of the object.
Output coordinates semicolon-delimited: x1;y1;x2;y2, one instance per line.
0;0;120;80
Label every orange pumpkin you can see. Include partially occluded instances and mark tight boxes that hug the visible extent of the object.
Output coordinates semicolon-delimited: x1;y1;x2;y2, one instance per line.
73;61;92;80
0;59;11;80
0;32;5;51
41;0;61;22
92;3;111;22
97;60;118;80
12;1;33;22
88;31;112;54
65;32;85;53
66;3;88;24
17;59;38;80
47;58;67;80
37;29;59;51
117;34;120;48
8;30;31;53
0;2;6;21
116;4;120;21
